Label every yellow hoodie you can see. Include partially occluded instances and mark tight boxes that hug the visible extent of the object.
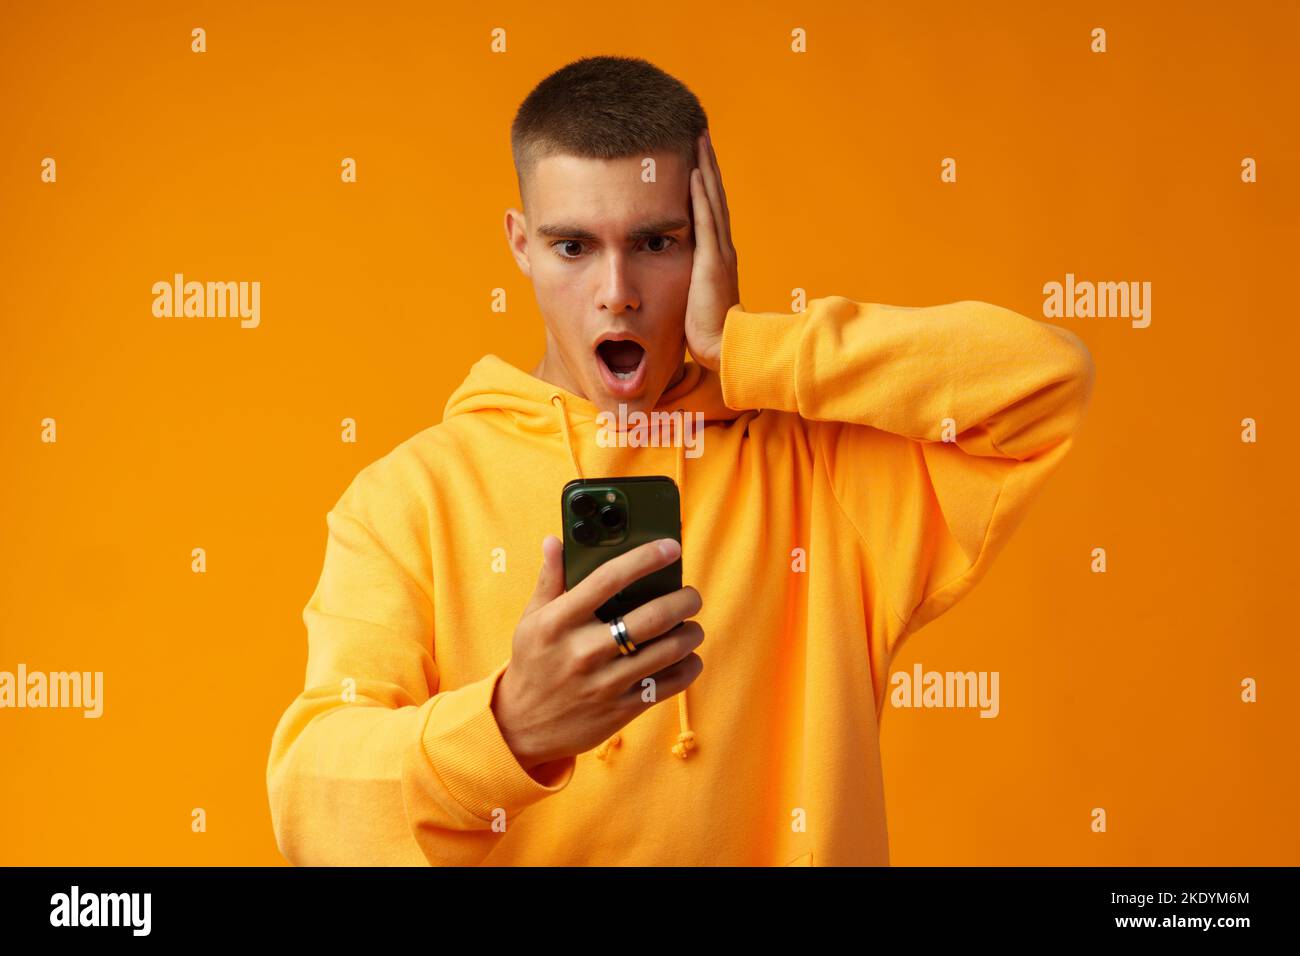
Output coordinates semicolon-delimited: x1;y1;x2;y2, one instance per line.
266;295;1095;866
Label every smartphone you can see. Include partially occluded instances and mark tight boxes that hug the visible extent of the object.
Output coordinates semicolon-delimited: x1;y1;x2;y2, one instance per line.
561;475;682;623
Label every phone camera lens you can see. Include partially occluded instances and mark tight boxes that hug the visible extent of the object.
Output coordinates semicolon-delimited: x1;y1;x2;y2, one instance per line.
571;493;596;518
573;520;598;545
598;505;625;531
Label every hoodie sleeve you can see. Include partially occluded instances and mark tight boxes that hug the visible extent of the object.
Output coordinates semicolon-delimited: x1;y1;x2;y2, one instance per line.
718;296;1095;665
267;461;575;866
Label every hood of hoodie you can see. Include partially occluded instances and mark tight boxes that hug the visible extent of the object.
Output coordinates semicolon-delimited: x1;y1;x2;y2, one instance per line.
442;351;745;763
443;352;741;432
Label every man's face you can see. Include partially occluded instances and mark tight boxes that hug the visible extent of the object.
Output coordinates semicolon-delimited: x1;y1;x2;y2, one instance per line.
505;150;695;418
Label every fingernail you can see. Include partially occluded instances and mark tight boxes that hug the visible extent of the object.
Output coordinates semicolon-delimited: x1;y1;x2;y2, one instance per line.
658;538;681;559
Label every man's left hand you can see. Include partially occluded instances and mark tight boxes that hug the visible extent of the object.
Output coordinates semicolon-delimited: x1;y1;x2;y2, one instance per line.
684;128;741;373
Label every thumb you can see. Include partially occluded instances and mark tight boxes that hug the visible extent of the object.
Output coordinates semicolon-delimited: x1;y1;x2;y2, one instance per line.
523;534;565;616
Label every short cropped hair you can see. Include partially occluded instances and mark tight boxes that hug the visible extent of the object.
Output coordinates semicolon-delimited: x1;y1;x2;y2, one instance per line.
510;55;708;208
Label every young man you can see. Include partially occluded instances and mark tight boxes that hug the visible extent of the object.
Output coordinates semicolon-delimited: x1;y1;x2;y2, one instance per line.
266;55;1095;866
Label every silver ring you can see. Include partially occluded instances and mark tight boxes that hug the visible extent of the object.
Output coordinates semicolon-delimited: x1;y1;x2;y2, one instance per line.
609;616;637;655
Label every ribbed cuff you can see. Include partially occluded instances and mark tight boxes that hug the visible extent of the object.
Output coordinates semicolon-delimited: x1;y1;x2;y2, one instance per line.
419;660;575;821
719;303;808;413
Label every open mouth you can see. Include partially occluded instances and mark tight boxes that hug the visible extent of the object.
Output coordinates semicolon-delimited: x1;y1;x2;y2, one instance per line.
596;339;647;381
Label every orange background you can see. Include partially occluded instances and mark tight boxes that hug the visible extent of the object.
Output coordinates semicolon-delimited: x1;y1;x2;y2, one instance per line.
1;1;1295;865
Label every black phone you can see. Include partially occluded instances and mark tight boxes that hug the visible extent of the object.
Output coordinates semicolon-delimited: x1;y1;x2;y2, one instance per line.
561;475;682;622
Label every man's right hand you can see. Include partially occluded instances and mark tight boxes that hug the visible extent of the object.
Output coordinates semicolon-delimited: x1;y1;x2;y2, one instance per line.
492;535;704;773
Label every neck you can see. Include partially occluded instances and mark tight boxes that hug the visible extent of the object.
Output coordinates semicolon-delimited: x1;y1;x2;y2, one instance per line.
529;352;579;395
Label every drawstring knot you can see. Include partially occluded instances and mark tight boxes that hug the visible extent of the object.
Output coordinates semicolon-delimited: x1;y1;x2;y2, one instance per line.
671;730;696;759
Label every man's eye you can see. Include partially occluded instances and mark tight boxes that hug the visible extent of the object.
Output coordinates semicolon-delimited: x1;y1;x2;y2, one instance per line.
549;237;677;262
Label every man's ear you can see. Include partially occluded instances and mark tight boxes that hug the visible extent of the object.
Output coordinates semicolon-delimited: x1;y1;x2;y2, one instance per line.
504;207;532;278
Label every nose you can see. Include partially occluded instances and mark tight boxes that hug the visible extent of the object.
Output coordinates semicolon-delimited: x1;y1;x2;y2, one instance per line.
596;250;640;314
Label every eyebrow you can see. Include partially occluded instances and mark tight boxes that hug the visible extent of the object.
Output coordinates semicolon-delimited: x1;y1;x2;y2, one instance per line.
535;217;691;241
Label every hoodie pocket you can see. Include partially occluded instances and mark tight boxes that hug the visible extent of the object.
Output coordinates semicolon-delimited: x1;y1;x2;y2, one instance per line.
784;851;814;866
